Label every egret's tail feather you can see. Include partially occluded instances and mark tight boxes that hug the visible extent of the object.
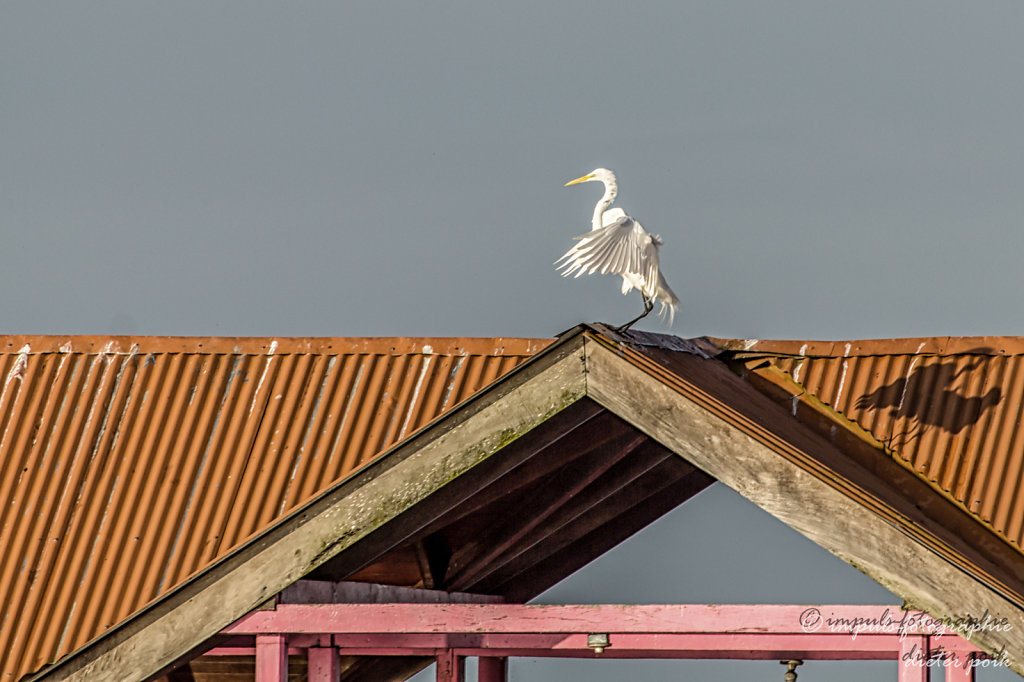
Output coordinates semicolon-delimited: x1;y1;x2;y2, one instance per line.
657;299;678;326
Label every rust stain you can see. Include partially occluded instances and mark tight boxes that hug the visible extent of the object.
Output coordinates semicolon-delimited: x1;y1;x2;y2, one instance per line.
0;335;551;681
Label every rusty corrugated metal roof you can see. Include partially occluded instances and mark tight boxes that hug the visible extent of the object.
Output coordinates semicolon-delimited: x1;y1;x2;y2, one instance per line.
0;335;550;682
710;336;1024;553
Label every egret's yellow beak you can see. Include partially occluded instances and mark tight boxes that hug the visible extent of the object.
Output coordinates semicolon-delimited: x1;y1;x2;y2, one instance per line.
564;174;595;186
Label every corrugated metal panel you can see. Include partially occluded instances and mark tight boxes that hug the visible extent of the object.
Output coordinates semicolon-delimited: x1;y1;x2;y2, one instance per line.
713;337;1024;552
0;336;550;681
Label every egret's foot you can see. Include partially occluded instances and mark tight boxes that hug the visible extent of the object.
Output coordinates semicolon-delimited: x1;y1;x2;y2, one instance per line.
609;296;655;333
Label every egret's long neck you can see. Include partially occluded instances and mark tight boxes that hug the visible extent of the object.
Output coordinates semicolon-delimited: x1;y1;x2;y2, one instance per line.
591;178;617;230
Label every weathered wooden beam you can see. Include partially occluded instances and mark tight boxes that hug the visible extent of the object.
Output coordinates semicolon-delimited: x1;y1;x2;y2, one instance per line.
453;438;683;592
583;337;1024;671
730;352;1024;607
33;337;589;682
307;399;606;584
413;406;622;535
496;465;712;600
277;580;503;605
444;431;648;588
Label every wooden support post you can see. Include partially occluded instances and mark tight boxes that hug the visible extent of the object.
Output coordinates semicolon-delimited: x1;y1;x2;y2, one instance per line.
307;647;339;682
255;635;287;682
898;636;929;682
477;657;507;682
436;649;464;682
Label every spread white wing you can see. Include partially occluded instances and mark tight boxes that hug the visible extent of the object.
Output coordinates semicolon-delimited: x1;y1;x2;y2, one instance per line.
556;213;661;300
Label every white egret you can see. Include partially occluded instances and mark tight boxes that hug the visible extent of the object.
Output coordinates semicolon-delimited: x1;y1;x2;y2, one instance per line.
556;168;679;330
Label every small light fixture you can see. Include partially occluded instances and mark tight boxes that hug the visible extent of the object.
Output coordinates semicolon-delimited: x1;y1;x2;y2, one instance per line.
587;633;611;654
780;659;803;681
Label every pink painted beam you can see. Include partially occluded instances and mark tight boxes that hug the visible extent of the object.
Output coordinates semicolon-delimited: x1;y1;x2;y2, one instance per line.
224;604;959;637
321;632;907;659
206;647;306;656
308;647;339;682
255;635;287;682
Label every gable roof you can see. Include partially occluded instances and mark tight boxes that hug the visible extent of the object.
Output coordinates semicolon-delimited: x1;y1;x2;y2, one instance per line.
8;328;1024;681
0;335;549;682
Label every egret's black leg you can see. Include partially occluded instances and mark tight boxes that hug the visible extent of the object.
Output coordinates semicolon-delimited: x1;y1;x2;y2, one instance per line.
610;294;655;333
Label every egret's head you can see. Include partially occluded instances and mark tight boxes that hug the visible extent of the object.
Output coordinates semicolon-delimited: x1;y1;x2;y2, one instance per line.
565;168;616;187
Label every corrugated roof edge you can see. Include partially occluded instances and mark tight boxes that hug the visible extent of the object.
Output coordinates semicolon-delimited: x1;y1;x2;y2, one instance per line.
0;335;551;356
707;336;1024;357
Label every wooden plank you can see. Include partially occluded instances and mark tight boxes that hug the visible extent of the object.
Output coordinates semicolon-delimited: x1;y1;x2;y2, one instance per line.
497;467;712;601
36;338;589;682
583;337;1024;672
306;399;606;583
453;439;685;592
229;603;952;635
277;580;503;605
444;431;647;588
414;406;621;534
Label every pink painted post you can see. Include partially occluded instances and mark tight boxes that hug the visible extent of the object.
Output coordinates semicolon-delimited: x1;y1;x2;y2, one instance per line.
436;649;465;682
308;647;339;682
478;657;507;682
944;651;975;682
898;636;929;682
255;634;288;682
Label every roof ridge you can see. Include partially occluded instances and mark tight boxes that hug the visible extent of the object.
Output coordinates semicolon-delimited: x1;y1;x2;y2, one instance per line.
0;336;554;356
708;336;1024;358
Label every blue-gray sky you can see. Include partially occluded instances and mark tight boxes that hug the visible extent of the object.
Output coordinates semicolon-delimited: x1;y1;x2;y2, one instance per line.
3;3;1021;680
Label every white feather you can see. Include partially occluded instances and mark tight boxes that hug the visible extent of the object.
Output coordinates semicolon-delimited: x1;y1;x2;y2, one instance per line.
558;168;678;325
